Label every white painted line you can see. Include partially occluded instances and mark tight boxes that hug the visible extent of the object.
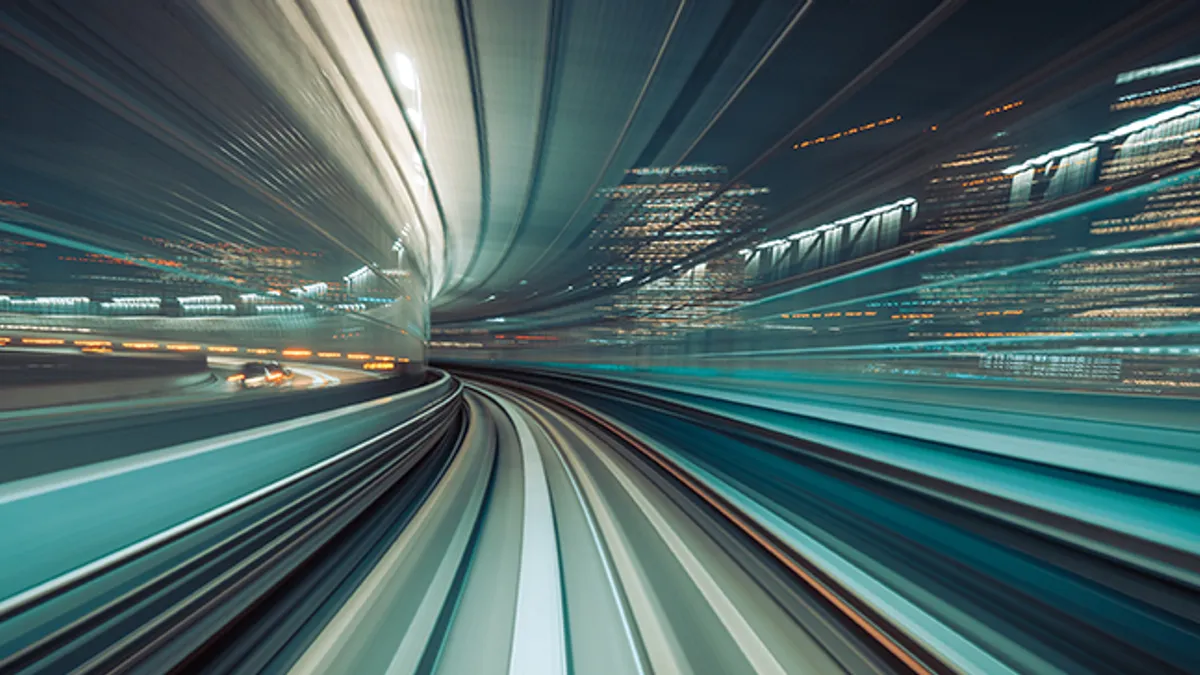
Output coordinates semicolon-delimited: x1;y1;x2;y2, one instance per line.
0;381;460;617
589;444;790;675
521;400;647;675
488;391;567;675
288;400;490;674
550;425;687;674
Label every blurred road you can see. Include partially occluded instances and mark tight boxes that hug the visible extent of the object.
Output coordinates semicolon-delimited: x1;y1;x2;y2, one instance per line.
294;381;896;674
0;368;1196;673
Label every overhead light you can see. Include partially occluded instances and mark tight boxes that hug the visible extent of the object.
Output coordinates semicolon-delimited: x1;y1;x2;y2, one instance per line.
394;53;417;90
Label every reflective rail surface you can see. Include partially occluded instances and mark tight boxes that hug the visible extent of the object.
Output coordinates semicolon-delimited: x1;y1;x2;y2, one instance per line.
2;367;1196;673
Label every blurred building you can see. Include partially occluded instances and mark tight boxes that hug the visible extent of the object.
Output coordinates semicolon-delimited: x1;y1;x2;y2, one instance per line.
589;165;767;325
911;144;1016;240
0;236;36;292
0;237;338;319
884;62;1200;392
143;238;324;293
745;197;918;286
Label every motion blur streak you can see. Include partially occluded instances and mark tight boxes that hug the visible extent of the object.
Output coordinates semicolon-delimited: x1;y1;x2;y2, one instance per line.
1;367;1195;673
3;0;1200;673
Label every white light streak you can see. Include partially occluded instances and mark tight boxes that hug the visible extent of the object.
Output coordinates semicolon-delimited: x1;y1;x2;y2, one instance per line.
394;53;418;90
1116;54;1200;85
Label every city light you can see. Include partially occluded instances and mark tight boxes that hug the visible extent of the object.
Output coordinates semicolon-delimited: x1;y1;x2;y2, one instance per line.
181;303;236;316
1003;99;1200;174
628;165;722;176
100;296;161;315
112;296;161;304
1116;53;1200;84
291;282;327;299
254;304;304;314
344;266;372;287
1001;142;1096;175
761;197;919;248
0;324;92;333
984;100;1023;116
9;297;89;307
1091;100;1200;142
792;115;900;150
1114;77;1200;109
177;295;222;305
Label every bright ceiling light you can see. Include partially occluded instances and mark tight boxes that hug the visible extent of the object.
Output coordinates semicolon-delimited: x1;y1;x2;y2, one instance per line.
394;53;417;90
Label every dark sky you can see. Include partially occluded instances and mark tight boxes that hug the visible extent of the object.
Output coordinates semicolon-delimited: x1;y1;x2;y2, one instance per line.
684;0;1159;213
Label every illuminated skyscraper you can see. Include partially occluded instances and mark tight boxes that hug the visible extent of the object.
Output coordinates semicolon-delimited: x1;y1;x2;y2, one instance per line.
911;144;1016;240
588;165;767;325
142;238;325;294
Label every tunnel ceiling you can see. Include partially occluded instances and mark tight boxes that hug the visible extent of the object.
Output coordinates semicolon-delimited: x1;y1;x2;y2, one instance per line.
0;0;1182;326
